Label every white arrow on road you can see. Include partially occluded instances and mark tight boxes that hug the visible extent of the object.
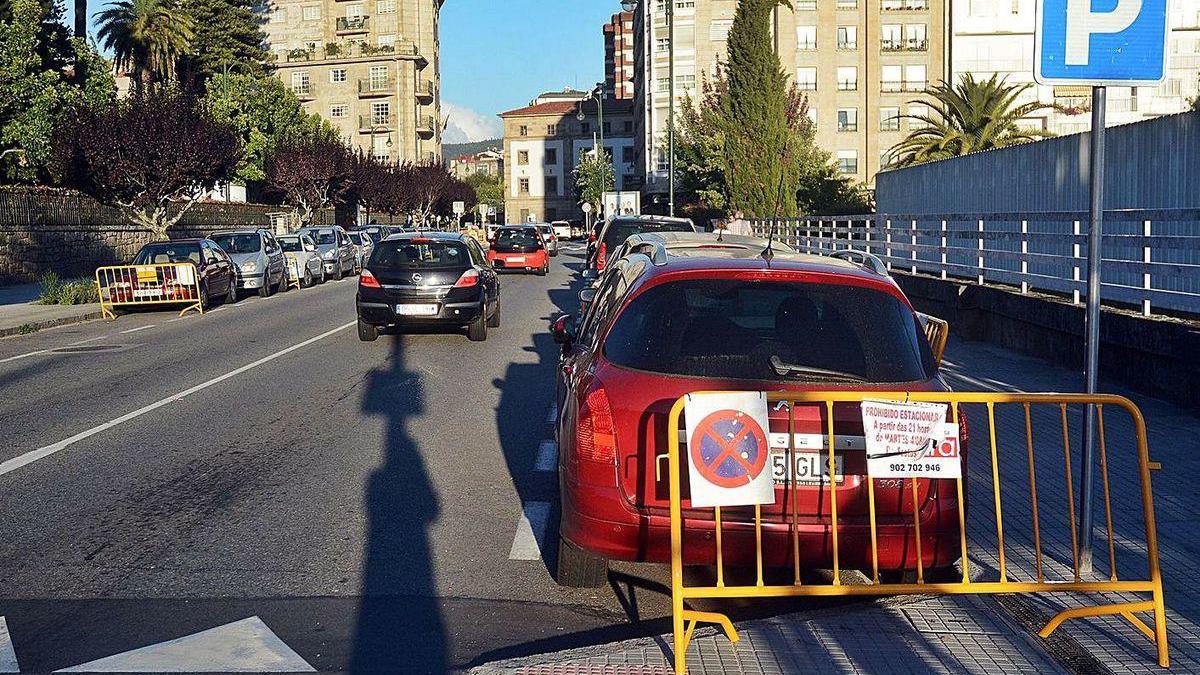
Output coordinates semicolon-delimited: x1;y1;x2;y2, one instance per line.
0;617;18;673
55;616;314;672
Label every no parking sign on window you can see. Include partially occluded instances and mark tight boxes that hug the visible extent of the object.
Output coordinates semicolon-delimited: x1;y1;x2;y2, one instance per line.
684;392;775;508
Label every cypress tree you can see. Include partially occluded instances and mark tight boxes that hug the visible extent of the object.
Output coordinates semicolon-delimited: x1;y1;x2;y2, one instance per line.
178;0;270;89
721;0;797;217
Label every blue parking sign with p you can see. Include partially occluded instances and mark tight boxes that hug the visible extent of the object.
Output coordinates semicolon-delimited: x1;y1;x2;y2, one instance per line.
1035;0;1169;85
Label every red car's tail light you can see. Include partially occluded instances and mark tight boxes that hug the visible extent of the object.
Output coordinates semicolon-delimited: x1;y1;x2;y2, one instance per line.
596;242;607;272
577;385;617;465
454;268;480;288
360;269;381;288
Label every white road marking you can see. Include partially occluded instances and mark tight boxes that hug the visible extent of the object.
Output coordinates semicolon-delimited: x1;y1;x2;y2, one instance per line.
508;501;552;561
0;349;49;364
534;440;557;472
55;616;314;672
0;321;355;478
210;306;227;312
0;617;17;673
546;404;557;423
119;324;156;334
167;317;184;322
69;334;110;345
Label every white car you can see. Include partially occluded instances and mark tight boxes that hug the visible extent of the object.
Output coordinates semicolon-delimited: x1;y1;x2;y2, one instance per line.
551;220;572;241
278;233;325;288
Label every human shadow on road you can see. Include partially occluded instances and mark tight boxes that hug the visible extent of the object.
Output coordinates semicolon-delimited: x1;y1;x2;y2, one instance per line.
353;333;446;672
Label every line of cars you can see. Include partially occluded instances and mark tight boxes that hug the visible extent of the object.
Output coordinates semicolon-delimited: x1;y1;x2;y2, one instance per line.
548;217;961;588
127;225;381;309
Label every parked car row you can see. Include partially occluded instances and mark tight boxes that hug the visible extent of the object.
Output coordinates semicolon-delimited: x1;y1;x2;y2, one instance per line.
549;224;961;588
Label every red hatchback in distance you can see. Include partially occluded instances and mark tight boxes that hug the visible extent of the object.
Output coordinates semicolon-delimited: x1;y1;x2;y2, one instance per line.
550;238;960;587
487;226;550;275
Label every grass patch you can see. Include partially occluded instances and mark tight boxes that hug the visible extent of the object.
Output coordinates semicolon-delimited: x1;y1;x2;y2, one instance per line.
15;323;38;335
37;272;99;305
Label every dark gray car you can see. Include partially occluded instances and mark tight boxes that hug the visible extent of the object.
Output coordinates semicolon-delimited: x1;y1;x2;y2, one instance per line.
210;229;288;297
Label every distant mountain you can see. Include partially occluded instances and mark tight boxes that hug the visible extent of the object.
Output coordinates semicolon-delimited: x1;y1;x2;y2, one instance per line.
443;139;502;162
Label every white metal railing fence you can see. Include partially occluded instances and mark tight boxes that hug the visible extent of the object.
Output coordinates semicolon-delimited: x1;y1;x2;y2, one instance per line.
751;210;1200;316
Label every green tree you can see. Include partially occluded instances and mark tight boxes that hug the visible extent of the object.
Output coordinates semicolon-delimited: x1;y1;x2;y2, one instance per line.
0;0;114;183
97;0;195;94
722;0;796;217
464;171;502;212
204;72;329;184
573;150;614;215
178;0;270;88
888;74;1060;168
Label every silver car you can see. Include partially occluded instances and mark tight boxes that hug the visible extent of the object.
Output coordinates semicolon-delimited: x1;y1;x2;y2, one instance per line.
536;223;559;257
348;231;374;272
279;233;325;288
298;225;357;280
210;229;288;297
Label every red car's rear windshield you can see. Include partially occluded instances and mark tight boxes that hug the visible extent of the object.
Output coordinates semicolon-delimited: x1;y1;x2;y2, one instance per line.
493;229;543;253
603;278;934;383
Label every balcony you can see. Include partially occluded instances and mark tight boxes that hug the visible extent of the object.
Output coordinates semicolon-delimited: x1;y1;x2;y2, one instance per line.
359;114;394;132
358;77;395;97
837;41;857;51
882;38;928;52
837;81;858;91
280;39;422;64
881;80;904;93
416;79;435;102
335;16;370;34
882;0;928;9
416;115;436;138
837;122;859;132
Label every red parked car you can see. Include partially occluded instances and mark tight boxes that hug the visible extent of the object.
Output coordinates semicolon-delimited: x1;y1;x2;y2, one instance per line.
487;226;550;275
550;238;961;587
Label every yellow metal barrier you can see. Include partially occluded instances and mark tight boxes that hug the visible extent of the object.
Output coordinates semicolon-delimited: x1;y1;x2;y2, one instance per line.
919;314;949;365
95;263;205;320
666;391;1168;673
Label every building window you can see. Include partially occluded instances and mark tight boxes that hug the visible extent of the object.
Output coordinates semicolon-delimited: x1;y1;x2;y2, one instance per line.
881;24;902;50
909;103;931;128
837;26;857;50
622;146;634;163
837;150;858;175
904;64;927;91
290;71;310;95
710;19;733;41
904;24;927;50
547;123;558;135
580;122;590;134
656;77;670;93
623;120;633;133
797;26;817;51
376;0;395;12
545;176;558;195
880;106;901;130
517;150;529;165
302;5;320;21
370;102;390;125
657;37;670;52
329;104;348;119
836;0;857;8
881;65;903;92
330;69;347;83
519;208;530;222
544;148;557;165
796;67;817;91
519;125;528;136
518;178;530;194
837;108;858;132
369;65;388;89
270;8;285;22
795;0;816;9
377;34;395;49
837;67;858;91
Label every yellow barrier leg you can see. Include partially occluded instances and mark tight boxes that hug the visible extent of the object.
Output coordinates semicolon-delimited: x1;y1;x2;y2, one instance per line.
1153;581;1171;667
682;609;739;644
1039;599;1166;665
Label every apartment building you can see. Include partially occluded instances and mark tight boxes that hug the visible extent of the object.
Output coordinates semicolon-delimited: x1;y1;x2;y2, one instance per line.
264;0;444;164
500;97;639;224
448;150;503;180
953;0;1200;135
606;11;637;100
631;0;947;199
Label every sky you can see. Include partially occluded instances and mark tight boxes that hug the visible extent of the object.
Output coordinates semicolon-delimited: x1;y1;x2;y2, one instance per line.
67;0;616;144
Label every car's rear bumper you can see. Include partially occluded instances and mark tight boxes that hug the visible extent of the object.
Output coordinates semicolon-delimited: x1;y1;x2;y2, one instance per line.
560;480;962;571
357;298;484;327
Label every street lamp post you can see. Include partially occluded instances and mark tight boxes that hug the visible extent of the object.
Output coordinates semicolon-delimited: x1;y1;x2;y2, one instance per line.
578;83;607;218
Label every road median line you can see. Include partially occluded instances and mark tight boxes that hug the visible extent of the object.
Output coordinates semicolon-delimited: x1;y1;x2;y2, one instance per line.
0;321;356;478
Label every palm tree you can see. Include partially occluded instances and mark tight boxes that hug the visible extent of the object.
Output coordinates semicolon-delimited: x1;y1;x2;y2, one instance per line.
887;74;1061;168
75;0;86;38
97;0;194;95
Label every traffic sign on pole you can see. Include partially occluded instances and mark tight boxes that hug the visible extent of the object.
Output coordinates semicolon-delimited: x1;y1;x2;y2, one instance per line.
1034;0;1168;574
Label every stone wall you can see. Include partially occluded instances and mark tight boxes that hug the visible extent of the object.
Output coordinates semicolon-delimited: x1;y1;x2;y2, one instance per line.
0;189;289;284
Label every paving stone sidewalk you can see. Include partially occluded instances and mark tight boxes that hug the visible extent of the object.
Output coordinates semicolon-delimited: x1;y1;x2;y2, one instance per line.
0;282;101;337
478;336;1198;674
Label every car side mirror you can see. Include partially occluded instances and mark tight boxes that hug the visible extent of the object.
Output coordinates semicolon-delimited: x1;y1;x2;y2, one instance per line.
551;314;576;345
578;287;597;315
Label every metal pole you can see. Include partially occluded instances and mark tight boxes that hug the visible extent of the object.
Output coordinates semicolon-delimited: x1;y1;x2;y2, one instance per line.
1079;85;1106;575
667;0;675;217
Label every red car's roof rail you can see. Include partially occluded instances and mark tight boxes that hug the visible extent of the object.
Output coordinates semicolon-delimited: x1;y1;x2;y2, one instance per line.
830;249;889;277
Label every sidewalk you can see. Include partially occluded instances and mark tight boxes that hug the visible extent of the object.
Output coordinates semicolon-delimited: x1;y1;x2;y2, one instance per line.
0;282;102;337
476;336;1200;674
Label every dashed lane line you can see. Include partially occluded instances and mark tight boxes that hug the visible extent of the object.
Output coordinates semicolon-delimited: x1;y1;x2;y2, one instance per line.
508;501;552;561
534;440;557;472
119;324;156;334
0;321;356;479
0;617;17;673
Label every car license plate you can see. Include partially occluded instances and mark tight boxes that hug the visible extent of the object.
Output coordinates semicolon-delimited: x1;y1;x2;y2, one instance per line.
770;451;845;485
508;256;526;264
133;288;161;298
395;304;438;316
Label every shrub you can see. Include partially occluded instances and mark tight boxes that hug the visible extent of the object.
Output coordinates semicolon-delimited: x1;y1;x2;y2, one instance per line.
38;272;99;305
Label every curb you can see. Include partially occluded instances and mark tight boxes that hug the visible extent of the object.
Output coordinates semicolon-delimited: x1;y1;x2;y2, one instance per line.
0;309;105;338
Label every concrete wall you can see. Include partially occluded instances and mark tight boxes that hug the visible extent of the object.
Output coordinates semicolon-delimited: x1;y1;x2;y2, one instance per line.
876;112;1200;214
896;272;1200;409
0;190;285;284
